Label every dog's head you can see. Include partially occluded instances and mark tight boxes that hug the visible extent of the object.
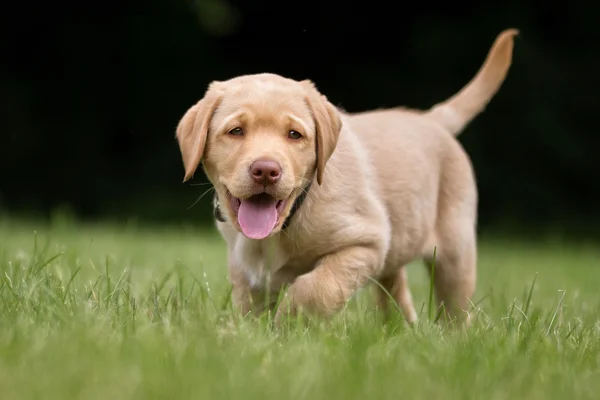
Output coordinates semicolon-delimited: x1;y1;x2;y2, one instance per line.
176;73;342;239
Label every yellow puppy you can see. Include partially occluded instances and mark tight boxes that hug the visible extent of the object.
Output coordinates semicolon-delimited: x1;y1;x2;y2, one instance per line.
176;29;518;325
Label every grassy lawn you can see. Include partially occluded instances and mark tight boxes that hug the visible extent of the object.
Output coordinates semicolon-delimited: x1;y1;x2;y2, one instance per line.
0;217;598;399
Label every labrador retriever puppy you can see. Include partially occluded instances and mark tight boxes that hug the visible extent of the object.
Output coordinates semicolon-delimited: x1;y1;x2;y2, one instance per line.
176;29;518;325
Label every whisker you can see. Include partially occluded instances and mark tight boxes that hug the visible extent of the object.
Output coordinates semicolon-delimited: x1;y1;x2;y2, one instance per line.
187;186;216;210
292;176;313;195
280;228;291;240
294;184;311;197
293;175;313;184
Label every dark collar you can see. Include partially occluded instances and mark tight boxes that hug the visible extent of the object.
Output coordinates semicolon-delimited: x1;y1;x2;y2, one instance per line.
213;182;313;231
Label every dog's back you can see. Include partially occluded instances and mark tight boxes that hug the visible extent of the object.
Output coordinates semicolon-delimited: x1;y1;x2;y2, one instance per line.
346;29;518;242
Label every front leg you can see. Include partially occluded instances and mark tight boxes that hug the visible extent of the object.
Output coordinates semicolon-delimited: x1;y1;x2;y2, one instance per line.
274;245;384;324
229;264;276;317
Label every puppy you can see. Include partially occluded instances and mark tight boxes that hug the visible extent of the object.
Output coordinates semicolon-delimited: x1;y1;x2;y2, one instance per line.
176;29;518;325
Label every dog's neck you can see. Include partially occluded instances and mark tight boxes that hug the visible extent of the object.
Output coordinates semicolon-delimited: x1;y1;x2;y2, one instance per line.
213;181;313;230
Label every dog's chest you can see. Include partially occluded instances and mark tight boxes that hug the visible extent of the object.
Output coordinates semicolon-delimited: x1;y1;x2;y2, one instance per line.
232;235;290;289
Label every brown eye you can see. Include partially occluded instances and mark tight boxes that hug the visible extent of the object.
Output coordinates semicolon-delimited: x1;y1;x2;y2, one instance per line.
229;127;243;136
288;130;303;140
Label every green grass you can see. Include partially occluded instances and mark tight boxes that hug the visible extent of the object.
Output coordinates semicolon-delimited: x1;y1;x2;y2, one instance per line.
0;217;599;400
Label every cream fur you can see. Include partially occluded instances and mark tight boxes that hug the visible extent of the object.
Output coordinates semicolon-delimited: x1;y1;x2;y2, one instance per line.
175;29;518;325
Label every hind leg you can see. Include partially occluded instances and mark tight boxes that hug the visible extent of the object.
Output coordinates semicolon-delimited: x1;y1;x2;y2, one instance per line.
423;222;477;326
375;267;418;324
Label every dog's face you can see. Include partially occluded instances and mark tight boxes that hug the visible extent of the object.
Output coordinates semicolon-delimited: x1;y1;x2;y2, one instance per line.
176;73;342;239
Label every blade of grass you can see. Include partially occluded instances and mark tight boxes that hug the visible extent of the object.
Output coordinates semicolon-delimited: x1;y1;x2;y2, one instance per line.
34;252;64;276
61;266;81;302
524;272;538;316
428;246;437;322
546;289;566;336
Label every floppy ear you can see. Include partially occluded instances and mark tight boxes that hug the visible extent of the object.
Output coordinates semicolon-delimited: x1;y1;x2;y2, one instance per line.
302;80;343;185
176;86;222;182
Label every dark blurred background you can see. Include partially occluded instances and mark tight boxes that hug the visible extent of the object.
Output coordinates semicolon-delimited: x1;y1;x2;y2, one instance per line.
1;0;598;237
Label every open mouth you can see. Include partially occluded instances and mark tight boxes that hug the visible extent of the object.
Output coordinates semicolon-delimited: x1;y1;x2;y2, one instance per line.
227;192;288;240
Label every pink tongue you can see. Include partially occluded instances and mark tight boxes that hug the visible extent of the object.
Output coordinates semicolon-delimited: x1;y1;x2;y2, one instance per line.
237;194;279;239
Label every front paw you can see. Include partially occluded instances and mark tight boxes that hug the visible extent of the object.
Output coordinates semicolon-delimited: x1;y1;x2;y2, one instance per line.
273;274;315;326
274;272;346;326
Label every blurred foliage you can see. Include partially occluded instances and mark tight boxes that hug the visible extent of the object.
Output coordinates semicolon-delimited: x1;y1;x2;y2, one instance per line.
0;0;597;237
193;0;240;36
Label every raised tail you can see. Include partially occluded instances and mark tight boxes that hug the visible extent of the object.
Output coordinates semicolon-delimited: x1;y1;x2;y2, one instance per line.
424;29;519;136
